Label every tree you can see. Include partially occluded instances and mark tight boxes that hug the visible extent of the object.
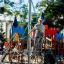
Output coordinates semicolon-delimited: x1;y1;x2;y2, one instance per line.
56;0;64;3
0;7;12;14
44;2;64;28
22;4;28;22
31;13;38;27
36;0;64;29
36;0;48;13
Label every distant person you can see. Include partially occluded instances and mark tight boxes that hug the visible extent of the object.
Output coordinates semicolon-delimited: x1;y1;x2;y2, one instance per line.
56;30;61;43
56;30;61;56
60;28;64;43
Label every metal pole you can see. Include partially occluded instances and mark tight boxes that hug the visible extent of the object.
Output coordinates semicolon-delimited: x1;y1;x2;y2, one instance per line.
28;0;31;64
6;22;7;39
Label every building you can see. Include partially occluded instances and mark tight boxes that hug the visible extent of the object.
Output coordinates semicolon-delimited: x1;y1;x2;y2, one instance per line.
0;14;14;39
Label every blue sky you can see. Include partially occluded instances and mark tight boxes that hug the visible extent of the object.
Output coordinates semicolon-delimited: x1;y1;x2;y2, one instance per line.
10;0;41;6
24;0;42;12
24;0;41;6
10;0;41;12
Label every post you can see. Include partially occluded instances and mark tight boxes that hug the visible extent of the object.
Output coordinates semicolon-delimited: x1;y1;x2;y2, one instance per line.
6;22;7;39
28;0;31;64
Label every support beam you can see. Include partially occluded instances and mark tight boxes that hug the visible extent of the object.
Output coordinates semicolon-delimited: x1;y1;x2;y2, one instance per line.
28;0;31;64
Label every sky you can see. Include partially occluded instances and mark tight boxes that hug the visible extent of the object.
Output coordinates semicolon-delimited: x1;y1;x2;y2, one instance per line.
24;0;41;12
10;0;41;6
0;0;42;20
10;0;42;12
2;0;41;10
0;0;42;19
24;0;41;6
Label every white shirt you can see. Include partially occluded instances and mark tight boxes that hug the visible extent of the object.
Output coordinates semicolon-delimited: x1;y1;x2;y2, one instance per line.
34;23;45;37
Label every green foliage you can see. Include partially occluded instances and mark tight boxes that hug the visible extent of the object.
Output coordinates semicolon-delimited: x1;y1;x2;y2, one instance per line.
36;0;64;29
31;13;38;27
45;2;64;17
57;0;64;3
18;21;27;27
4;0;14;7
0;7;12;15
22;4;28;19
0;7;4;14
36;0;47;7
44;2;64;28
0;32;6;43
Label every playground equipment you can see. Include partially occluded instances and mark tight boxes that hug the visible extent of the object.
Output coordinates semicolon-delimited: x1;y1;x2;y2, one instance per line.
0;31;64;64
0;15;64;64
